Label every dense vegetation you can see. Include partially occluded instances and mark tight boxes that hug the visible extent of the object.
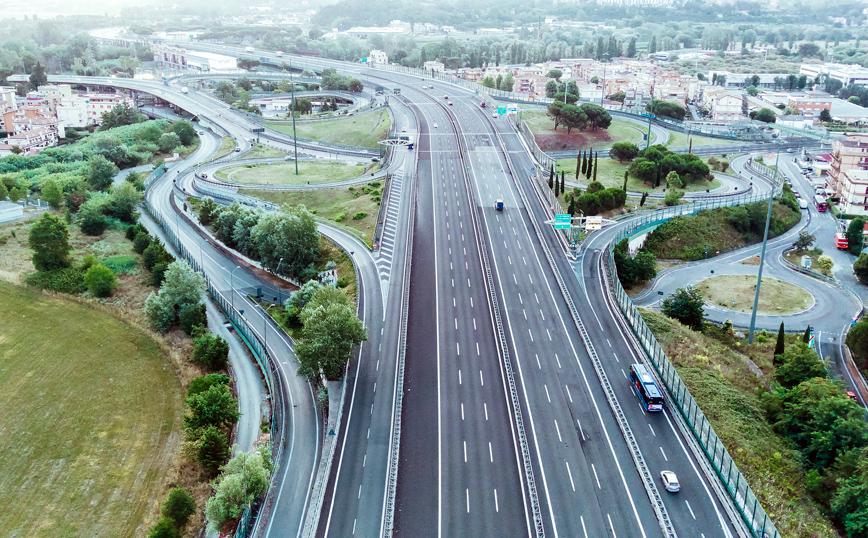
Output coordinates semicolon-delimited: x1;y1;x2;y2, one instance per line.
643;188;800;261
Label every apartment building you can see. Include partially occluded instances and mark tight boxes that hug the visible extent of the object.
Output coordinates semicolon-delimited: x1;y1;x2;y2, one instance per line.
829;134;868;196
368;49;388;66
82;93;135;125
837;169;868;215
703;87;744;121
788;94;833;117
5;127;58;154
423;60;445;72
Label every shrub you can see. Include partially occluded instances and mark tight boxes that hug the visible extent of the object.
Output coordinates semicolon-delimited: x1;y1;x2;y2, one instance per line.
29;213;71;271
126;223;148;241
80;253;99;271
333;213;346;222
192;332;230;371
150;261;170;287
586;181;605;194
185;384;240;432
161;487;196;528
188;373;231;397
597;190;616;211
179;303;207;335
662;286;705;330
144;292;175;332
147;517;180;538
84;263;118;297
664;190;685;206
197;425;229;477
143;240;172;271
103;254;137;275
23;267;85;294
79;210;109;236
352;212;367;220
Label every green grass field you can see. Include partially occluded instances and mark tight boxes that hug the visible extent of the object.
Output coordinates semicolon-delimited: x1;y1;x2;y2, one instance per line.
245;144;287;159
522;110;646;151
241;183;382;244
665;130;743;148
640;309;839;538
267;109;391;148
216;161;369;185
212;136;236;160
696;274;814;314
555;158;721;193
0;281;183;537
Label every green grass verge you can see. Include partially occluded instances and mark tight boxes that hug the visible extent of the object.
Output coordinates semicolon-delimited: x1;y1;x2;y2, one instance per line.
213;135;236;159
643;200;801;261
696;274;814;314
555;158;720;193
664;130;742;148
216;161;369;185
522;110;646;151
267;109;391;148
639;309;839;538
241;182;382;244
0;281;183;537
245;144;287;159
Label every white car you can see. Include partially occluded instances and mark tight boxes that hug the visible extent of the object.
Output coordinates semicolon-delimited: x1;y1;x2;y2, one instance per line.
660;471;680;493
448;102;453;106
434;122;438;128
402;127;407;133
493;113;499;118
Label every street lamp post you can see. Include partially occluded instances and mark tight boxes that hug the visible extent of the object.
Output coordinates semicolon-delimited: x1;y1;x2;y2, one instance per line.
230;265;242;310
748;147;782;343
646;73;658;150
290;62;299;175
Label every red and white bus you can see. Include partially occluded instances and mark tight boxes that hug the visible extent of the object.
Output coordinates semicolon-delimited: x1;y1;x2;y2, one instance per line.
814;195;828;212
836;232;849;250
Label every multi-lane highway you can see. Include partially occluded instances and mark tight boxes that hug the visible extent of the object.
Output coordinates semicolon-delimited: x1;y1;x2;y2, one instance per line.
45;39;763;537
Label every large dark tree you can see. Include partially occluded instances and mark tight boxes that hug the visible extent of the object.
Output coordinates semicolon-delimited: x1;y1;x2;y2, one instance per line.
29;213;71;271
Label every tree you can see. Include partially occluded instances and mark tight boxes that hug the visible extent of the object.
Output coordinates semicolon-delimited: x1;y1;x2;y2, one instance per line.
547;69;562;81
626;37;637;58
798;42;821;57
580;103;612;130
854;253;868;284
250;205;319;280
847;318;868;370
803;325;812;343
816;255;834;273
665;171;683;189
661;286;705;330
295;287;367;380
99;102;143;130
664;190;685;206
847;217;865;255
613;239;657;287
481;76;496;89
610;142;639;163
158;132;182;153
29;61;47;89
197;425;229;476
587;181;604;194
192;332;230;371
148;517;180;538
188;373;231;397
586;151;593;180
85;155;119;191
39;177;63;210
545;80;558;98
29;213;71;271
775;322;786;357
776;342;827;388
746;85;759;96
819;108;833;123
185;384;240;432
109;181;142;223
559;104;589;134
629;159;657;184
205;449;272;533
198;196;218;226
753;108;777;123
215;81;236;103
793;230;816;250
84;263;117;297
162;487;196;528
144;261;205;332
646;100;686;121
500;73;514;92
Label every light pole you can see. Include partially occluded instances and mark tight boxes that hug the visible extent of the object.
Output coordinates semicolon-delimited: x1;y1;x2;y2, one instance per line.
290;61;299;175
748;146;782;343
646;72;658;150
230;265;242;310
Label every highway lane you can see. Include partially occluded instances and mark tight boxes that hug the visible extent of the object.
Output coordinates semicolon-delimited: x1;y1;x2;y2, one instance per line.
445;95;660;538
394;89;532;537
473;103;740;536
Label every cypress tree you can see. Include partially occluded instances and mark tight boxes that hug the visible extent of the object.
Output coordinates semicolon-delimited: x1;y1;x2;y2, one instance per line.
774;322;786;363
593;154;598;181
654;166;661;188
586;151;593;180
549;166;554;189
560;171;565;196
581;151;587;174
623;170;629;191
576;152;582;179
802;325;811;343
568;197;576;215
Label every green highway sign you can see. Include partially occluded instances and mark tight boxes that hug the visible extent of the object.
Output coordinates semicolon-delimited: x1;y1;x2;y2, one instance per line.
497;106;507;114
554;214;571;230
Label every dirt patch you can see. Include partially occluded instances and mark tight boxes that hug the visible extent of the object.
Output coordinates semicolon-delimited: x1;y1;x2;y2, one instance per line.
536;130;615;152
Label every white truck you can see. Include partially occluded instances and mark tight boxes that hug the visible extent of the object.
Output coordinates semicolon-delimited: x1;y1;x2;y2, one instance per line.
245;46;254;52
181;87;188;94
275;50;283;57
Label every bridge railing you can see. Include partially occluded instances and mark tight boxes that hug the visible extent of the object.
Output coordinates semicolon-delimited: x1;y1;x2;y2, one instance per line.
602;187;782;538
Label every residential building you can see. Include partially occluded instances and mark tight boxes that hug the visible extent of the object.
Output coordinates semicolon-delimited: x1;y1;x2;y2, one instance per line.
703;87;744;122
368;49;388;66
423;60;445;72
788;94;833;117
82;92;135;125
577;84;604;103
829;99;868;125
837;169;868;215
5;127;58;155
829;134;868;196
57;97;89;128
344;26;407;38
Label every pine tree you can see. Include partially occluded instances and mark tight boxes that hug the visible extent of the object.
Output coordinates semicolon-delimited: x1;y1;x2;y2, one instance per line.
774;322;786;362
802;325;811;343
654;166;661;188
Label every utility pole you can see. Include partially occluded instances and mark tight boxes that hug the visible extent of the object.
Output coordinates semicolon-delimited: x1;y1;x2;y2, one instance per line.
646;72;657;150
290;61;299;175
748;147;782;343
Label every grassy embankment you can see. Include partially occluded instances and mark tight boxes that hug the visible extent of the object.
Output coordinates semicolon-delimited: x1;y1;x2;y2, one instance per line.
521;109;645;151
244;143;287;159
555;157;721;194
696;274;814;314
212;136;236;159
0;281;184;538
643;197;801;261
640;309;840;538
242;181;382;246
267;108;391;148
216;161;369;185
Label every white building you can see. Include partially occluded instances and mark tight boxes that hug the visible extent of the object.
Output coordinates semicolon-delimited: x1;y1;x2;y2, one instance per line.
5;127;58;155
57;97;89;128
777;114;814;130
837;169;868;215
369;49;388;66
151;44;237;72
423;61;445;72
82;93;135;125
801;63;868;87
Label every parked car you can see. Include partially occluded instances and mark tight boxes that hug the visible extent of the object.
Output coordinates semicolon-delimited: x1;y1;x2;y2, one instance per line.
660;471;680;493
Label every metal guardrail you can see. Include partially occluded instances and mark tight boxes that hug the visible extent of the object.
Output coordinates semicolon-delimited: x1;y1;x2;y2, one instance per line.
434;97;545;537
142;188;290;538
779;248;836;285
603;189;784;538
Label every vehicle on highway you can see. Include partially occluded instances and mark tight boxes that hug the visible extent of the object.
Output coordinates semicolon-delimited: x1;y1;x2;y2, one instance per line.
371;157;380;163
444;95;448;99
836;232;849;250
660;471;680;493
448;101;453;106
402;127;407;133
480;102;486;108
799;199;808;210
816;188;826;196
234;147;241;152
493;113;499;118
494;199;504;211
245;46;254;52
275;51;283;57
434;122;438;128
848;391;858;401
629;363;664;412
814;195;828;212
181;87;188;94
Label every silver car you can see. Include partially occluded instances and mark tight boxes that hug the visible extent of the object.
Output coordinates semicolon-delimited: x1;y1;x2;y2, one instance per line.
660;471;680;493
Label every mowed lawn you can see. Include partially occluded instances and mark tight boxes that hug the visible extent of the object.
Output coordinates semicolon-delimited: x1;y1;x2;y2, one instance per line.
216;161;369;185
267;108;391;148
522;109;646;151
696;274;814;314
556;157;721;193
242;184;381;244
0;281;183;537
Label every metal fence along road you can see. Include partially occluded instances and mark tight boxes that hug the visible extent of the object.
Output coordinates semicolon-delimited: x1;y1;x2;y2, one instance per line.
602;187;784;538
